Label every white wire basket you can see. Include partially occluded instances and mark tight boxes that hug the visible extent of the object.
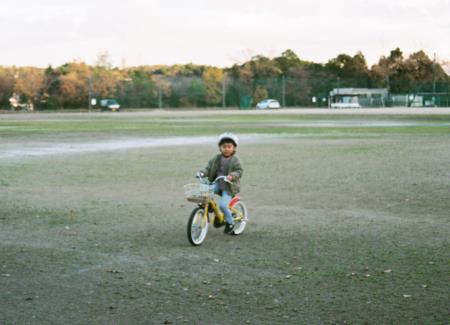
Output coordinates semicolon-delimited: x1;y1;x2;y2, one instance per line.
184;183;213;203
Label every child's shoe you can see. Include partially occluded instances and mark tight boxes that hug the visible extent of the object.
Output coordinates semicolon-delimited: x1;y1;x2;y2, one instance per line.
224;223;235;234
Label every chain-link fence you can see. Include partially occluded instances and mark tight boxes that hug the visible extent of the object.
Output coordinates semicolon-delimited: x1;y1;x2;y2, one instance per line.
111;76;450;109
2;73;450;110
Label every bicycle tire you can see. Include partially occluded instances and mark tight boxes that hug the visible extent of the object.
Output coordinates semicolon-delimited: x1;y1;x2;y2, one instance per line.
187;207;209;246
232;201;248;235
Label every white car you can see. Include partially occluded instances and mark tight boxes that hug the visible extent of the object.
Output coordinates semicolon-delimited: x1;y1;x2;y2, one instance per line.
256;99;281;109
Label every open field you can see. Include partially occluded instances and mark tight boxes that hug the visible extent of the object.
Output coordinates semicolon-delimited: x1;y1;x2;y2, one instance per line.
0;110;449;324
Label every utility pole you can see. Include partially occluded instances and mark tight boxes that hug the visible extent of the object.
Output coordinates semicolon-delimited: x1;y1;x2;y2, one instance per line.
386;74;390;93
337;76;340;95
433;53;437;106
387;74;391;107
282;75;286;108
88;75;92;112
158;86;162;109
222;75;226;108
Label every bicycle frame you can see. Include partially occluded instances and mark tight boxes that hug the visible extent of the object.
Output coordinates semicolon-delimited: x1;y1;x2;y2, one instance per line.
192;175;244;227
200;196;244;226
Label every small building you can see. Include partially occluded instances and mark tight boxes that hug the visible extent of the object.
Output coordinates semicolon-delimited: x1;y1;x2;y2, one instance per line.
329;88;389;108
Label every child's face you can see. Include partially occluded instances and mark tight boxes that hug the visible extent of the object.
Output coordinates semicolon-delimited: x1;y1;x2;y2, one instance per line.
220;142;235;157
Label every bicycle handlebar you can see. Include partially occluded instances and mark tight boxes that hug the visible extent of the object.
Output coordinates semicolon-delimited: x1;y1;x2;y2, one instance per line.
213;175;232;184
196;173;232;184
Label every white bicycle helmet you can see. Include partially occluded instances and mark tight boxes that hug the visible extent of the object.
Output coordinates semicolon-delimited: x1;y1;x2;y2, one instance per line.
218;132;239;147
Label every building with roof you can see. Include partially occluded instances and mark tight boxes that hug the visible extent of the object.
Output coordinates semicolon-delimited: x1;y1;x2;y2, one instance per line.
329;88;389;108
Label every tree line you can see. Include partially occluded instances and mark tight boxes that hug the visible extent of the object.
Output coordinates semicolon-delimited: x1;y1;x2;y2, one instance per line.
0;48;448;110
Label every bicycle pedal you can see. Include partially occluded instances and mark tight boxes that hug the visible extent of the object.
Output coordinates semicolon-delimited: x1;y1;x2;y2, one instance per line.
213;219;225;228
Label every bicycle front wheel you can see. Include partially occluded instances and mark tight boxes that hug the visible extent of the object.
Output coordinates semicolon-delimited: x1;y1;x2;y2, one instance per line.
187;207;209;246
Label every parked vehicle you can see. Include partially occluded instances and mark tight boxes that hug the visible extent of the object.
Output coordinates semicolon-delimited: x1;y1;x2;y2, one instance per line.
256;99;281;109
100;99;120;111
9;94;34;111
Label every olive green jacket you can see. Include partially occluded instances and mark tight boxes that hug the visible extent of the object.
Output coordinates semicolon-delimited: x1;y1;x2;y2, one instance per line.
200;154;243;196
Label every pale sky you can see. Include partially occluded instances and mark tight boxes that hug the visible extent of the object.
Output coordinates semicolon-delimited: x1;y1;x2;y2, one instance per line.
1;0;449;68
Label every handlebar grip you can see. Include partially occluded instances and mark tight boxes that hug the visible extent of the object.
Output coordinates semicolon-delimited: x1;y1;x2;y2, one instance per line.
214;175;232;184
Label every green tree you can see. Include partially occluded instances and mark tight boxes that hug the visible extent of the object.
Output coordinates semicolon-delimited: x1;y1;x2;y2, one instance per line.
274;49;302;74
13;67;45;107
186;79;205;107
0;67;15;108
202;67;224;106
116;70;156;108
285;66;312;106
253;85;268;103
41;66;61;109
372;49;449;98
91;68;120;99
57;61;90;108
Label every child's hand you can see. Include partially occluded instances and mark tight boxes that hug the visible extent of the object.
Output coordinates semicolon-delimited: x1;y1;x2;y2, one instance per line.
227;175;233;182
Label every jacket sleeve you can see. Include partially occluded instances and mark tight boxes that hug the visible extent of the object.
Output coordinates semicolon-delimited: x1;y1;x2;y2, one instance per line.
200;156;215;176
229;157;243;180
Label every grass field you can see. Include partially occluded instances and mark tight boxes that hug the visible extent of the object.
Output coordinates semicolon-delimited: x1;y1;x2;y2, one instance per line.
0;110;449;324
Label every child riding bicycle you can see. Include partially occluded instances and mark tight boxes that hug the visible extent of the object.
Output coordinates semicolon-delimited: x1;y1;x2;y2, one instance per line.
197;133;243;234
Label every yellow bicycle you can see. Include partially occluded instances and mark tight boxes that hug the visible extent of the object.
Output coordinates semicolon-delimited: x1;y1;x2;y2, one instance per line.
184;176;248;246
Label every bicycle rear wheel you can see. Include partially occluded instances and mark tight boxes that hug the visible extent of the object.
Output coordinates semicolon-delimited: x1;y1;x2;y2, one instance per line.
232;201;248;235
187;207;209;246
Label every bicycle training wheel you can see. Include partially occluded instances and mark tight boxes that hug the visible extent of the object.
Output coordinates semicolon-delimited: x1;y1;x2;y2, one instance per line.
187;207;209;246
232;201;248;235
